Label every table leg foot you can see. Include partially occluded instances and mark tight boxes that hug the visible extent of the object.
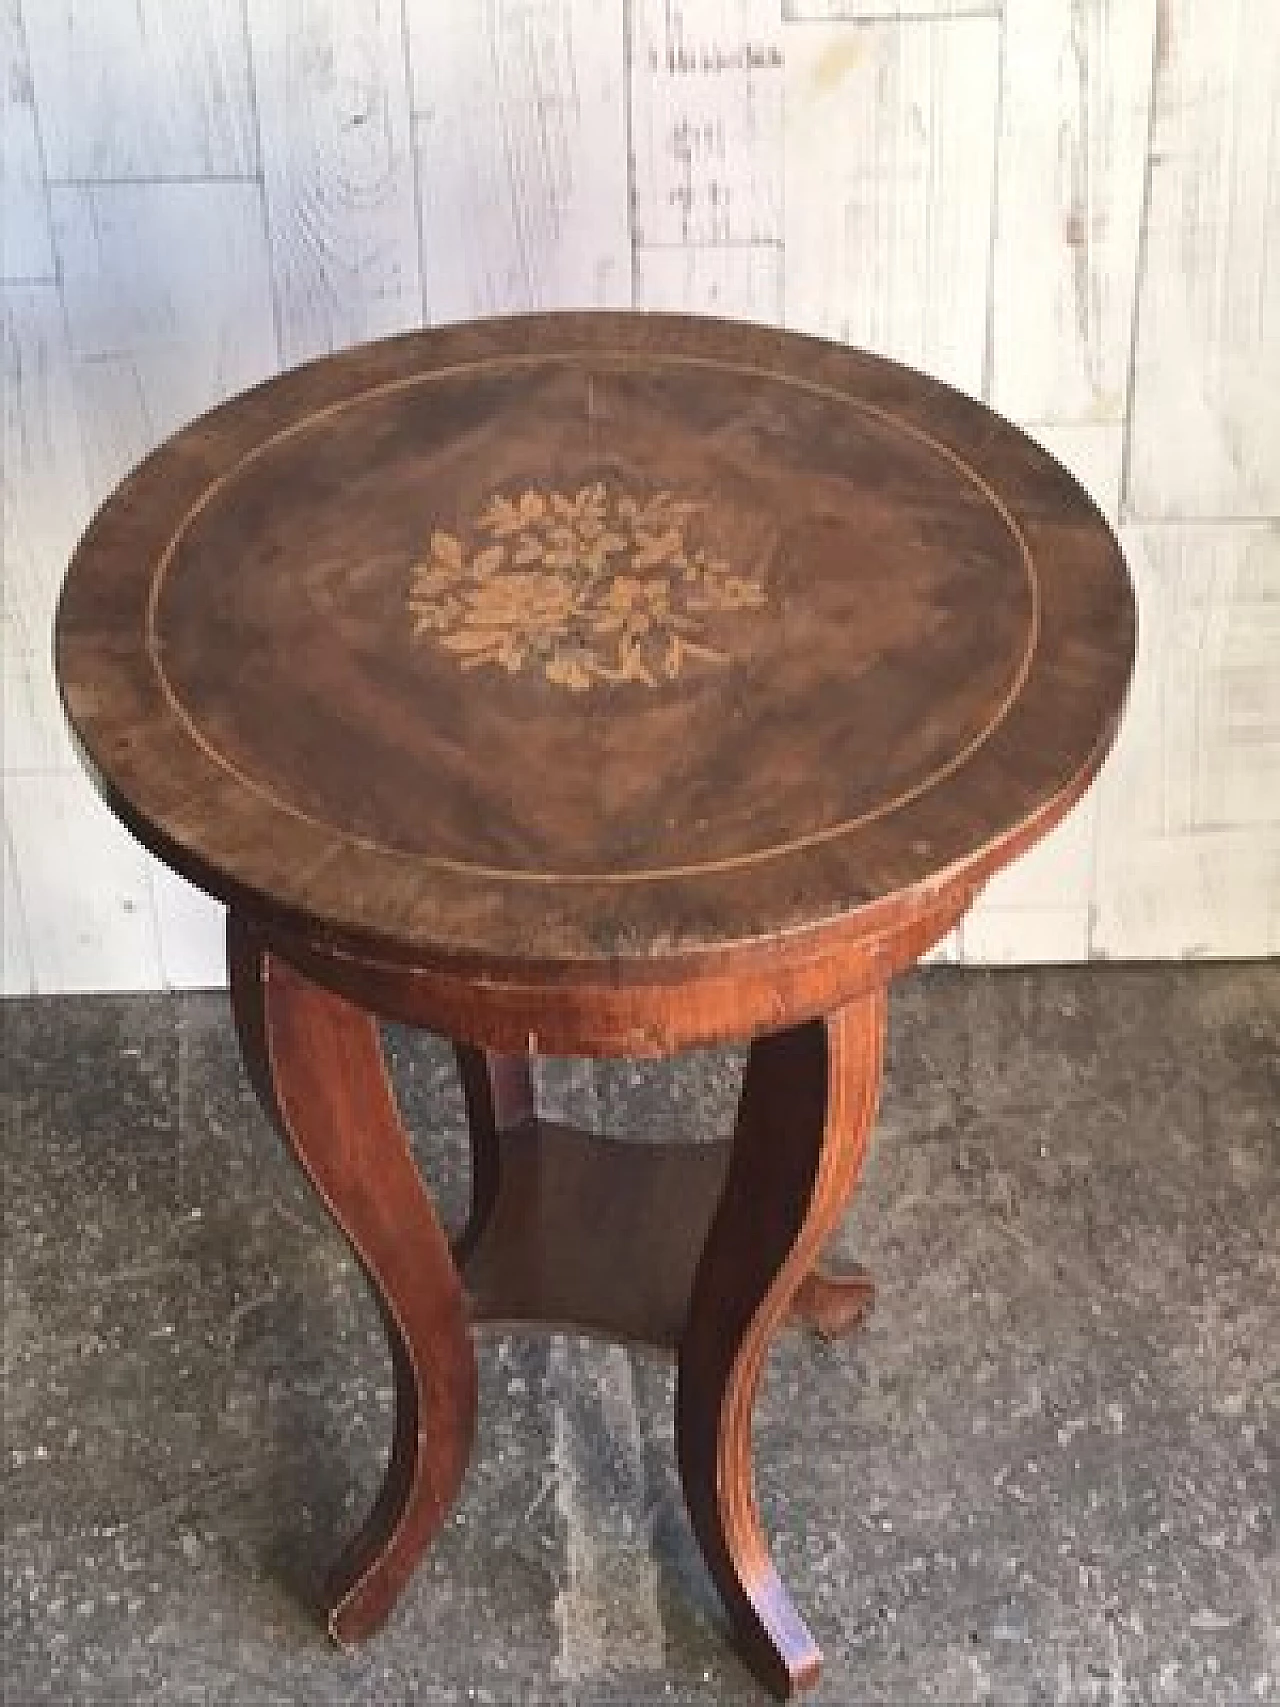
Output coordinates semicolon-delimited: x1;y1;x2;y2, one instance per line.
228;915;478;1643
676;992;886;1698
790;1264;876;1340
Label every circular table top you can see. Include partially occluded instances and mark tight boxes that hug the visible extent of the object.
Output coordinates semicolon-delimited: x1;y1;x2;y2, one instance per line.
57;313;1135;983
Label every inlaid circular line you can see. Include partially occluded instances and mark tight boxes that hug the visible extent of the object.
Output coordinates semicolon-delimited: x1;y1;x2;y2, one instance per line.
143;349;1041;886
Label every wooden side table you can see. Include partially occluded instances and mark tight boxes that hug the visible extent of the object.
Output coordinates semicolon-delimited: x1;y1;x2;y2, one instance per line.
55;314;1135;1696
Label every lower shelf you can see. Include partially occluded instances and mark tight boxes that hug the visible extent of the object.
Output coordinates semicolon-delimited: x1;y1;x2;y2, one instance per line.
460;1120;731;1351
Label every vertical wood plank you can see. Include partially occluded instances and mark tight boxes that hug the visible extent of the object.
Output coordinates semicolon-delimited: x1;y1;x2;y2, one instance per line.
783;18;1000;397
1095;825;1278;959
21;0;257;180
151;867;227;990
49;181;279;497
991;0;1157;527
409;0;630;322
634;242;782;321
1;284;93;773
1125;0;1280;518
1022;419;1124;526
1093;524;1280;958
3;1;55;281
786;1;993;16
246;0;423;364
2;814;35;996
5;774;164;993
960;908;1093;965
1;284;92;632
961;801;1097;964
630;0;783;247
991;0;1157;426
2;593;71;775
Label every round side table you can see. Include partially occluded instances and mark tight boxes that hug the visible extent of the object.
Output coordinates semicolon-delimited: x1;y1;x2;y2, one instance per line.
55;313;1135;1697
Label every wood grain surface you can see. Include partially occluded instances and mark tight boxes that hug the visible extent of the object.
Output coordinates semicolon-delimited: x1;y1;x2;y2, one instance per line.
2;0;55;283
225;903;891;1692
21;0;257;181
410;0;631;322
783;19;1000;398
228;914;477;1646
56;313;1134;1026
1125;0;1280;519
676;991;886;1694
247;0;422;365
630;0;783;248
10;3;1275;990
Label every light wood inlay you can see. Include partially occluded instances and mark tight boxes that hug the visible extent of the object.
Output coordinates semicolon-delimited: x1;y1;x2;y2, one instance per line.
408;482;765;691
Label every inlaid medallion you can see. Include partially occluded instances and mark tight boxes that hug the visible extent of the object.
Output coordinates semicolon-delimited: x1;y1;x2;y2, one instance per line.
407;484;766;690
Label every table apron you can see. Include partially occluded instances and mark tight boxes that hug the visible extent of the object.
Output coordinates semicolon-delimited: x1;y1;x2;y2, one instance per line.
247;891;971;1057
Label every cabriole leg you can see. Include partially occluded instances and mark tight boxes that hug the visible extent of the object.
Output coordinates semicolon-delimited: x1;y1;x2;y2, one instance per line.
228;914;478;1643
676;991;886;1697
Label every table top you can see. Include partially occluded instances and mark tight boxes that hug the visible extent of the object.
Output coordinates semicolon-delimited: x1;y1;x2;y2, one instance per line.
57;313;1135;982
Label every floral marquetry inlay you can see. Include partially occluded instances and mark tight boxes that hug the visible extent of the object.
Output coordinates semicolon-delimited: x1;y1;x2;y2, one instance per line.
407;484;766;691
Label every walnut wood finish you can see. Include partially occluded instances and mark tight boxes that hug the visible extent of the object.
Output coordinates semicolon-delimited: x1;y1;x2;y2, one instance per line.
457;1122;866;1353
57;313;1137;1696
462;1122;730;1349
229;910;879;1687
450;1044;533;1263
227;914;477;1644
677;993;885;1695
57;313;1135;1056
253;885;966;1059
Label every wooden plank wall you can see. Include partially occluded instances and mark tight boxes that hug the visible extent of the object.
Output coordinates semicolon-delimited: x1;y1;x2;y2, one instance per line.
2;0;1276;991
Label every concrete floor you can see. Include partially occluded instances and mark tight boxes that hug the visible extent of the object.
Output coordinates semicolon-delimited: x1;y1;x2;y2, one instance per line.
3;965;1277;1705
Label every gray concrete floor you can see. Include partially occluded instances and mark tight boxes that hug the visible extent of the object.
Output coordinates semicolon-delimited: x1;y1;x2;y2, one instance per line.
3;965;1277;1705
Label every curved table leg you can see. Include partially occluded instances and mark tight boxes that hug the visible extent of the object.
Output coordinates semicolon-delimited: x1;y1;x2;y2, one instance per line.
227;914;478;1644
676;990;886;1697
452;1044;535;1264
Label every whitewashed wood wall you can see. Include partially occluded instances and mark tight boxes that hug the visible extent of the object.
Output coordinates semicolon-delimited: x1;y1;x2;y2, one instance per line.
3;0;1277;993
